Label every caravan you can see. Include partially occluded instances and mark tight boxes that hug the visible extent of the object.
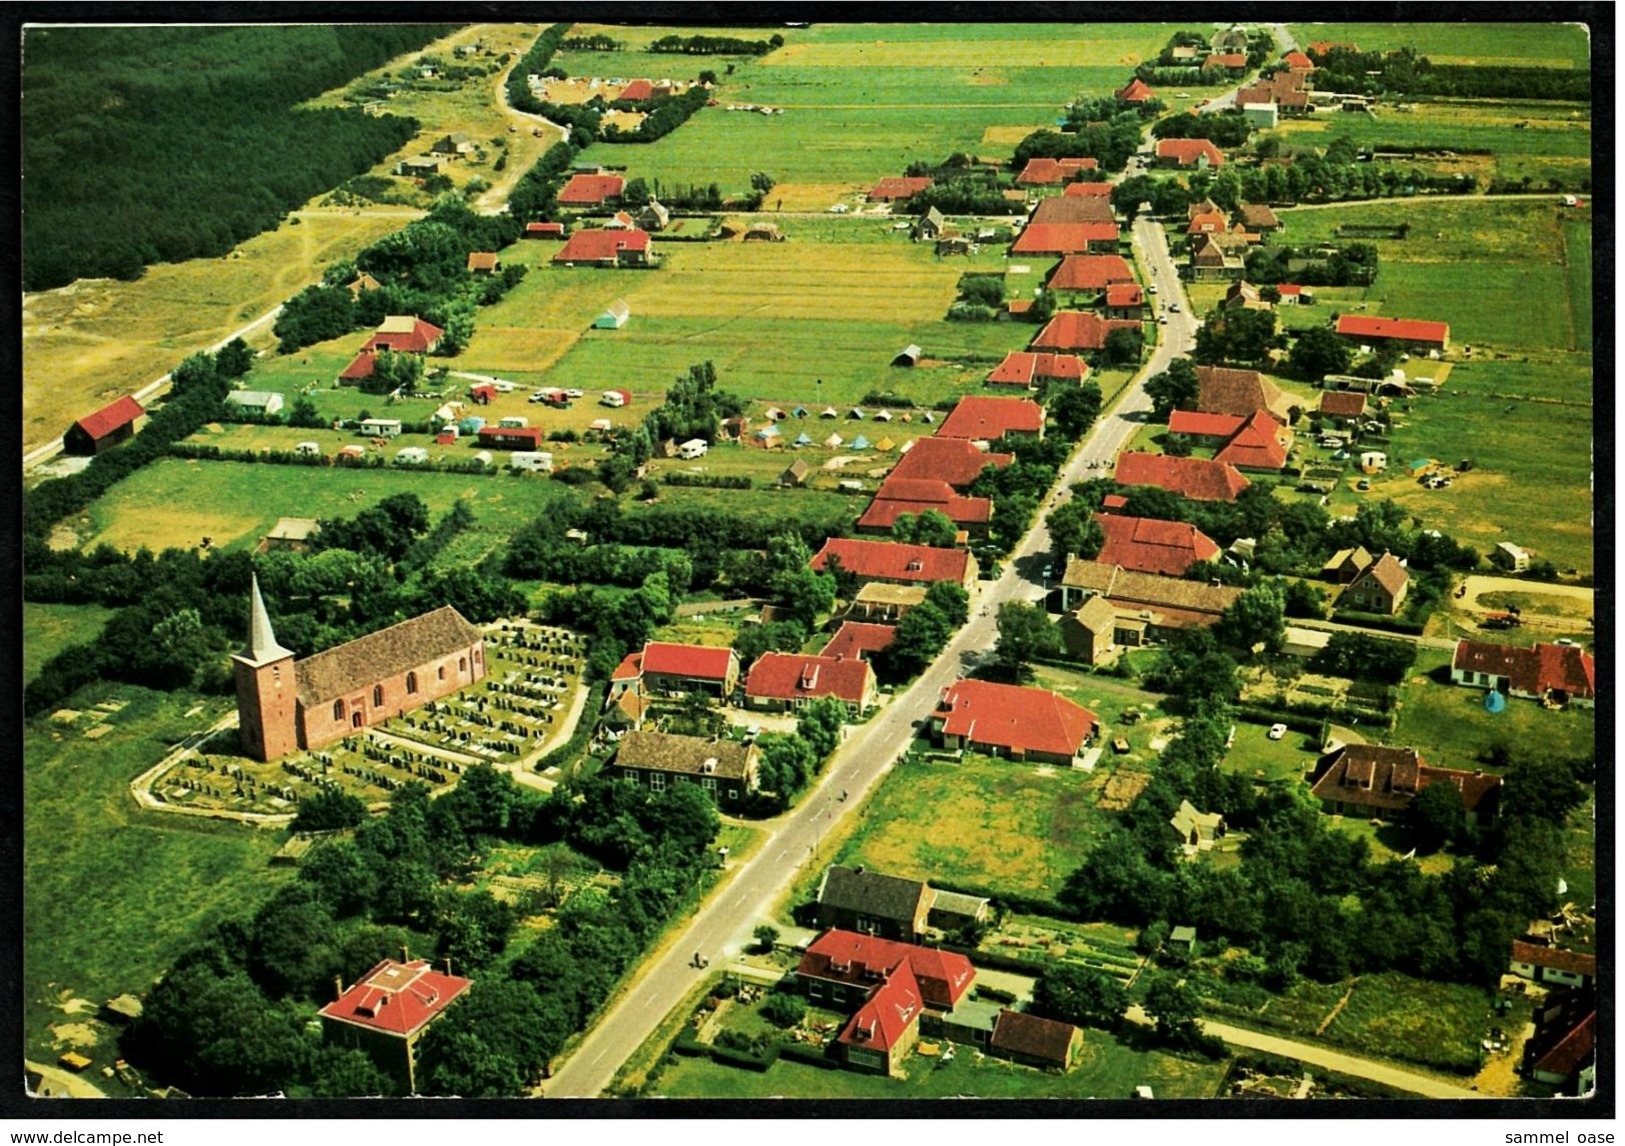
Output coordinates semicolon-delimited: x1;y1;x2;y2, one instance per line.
510;451;554;474
677;439;709;460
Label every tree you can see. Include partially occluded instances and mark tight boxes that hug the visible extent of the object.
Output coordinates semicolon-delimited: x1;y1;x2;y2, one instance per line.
1194;307;1278;367
798;696;847;761
433;888;517;971
1409;782;1464;853
1142;972;1203;1046
1288;325;1353;381
1046;500;1104;566
1282;578;1327;619
306;1045;398;1098
292;787;368;832
1031;963;1128;1030
1044;382;1103;440
752;924;780;953
994;601;1061;680
1145;358;1199;418
298;840;379;917
1213;581;1286;659
1103;326;1144;367
892;510;958;548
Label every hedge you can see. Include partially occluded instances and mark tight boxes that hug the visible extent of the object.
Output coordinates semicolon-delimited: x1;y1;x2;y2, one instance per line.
708;1043;779;1072
1331;610;1426;635
777;1042;838;1070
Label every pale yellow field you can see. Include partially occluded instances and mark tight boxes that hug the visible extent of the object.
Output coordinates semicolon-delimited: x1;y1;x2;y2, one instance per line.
766;39;1148;69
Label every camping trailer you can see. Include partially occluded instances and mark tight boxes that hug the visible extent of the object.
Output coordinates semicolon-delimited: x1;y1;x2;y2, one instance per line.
510;451;554;473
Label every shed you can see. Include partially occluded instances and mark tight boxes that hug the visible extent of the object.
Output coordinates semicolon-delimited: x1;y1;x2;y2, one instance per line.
224;390;284;417
595;300;631;329
781;459;811;486
893;344;923;367
66;395;146;455
1168;926;1197;953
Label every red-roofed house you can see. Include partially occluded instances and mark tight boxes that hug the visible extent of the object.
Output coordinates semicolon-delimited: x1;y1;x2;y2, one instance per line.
1168;409;1245;443
1203;52;1249;74
820;622;897;663
1187;210;1229;236
1096;514;1221;576
1115;78;1156;104
1031;311;1140;354
557;172;625;207
1114;452;1250;502
1452;640;1596;708
937;396;1044;443
1510;941;1597;989
1525;1005;1595;1094
338;352;378;385
1015;156;1100;186
868;176;933;202
1282;50;1316;72
1011;221;1121;256
1064;181;1115;199
811;538;978;591
319;958;472;1093
931;678;1099;764
1104;282;1146;320
1318;389;1366;425
858;477;993;535
637;641;740;698
986;351;1089;391
1156;138;1225;170
745;651;878;716
553;228;654;268
1309;744;1502;825
65;395;145;455
1335;314;1450;351
1046;254;1136;295
1213;409;1294;472
362;315;444;355
617;79;655;102
524;221;566;239
887;436;1013;489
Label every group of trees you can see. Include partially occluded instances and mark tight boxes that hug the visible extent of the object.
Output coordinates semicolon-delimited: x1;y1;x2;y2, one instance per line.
648;32;783;55
1193;306;1280;368
1244;241;1378;288
23;24;450;289
753;696;848;810
123;765;724;1096
872;582;970;683
1013;112;1146;175
1153;109;1252;149
1307;46;1589;102
969;434;1076;557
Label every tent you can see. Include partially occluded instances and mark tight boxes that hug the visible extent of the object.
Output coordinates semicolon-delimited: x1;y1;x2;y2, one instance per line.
849;407;866;419
873;409;894;422
824;432;844;448
755;424;781;439
793;432;813;447
821;407;839;418
875;436;896;452
792;406;809;419
1484;691;1507;714
851;434;871;450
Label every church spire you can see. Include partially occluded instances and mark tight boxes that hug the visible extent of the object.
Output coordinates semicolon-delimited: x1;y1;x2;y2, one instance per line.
238;573;294;666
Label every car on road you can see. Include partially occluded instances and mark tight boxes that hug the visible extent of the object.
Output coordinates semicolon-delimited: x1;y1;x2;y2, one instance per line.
1268;723;1287;741
1147;283;1158;294
566;389;584;398
1168;302;1181;313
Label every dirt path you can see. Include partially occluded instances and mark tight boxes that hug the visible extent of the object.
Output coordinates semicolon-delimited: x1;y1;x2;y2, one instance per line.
472;52;567;215
1456;574;1594;630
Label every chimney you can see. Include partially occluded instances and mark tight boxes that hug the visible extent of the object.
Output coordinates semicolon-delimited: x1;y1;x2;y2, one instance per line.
333;975;345;1002
400;944;410;964
443;957;453;977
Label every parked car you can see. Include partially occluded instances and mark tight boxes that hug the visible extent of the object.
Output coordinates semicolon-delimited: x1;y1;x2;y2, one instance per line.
1356;479;1371;491
1169;302;1181;313
1268;724;1287;741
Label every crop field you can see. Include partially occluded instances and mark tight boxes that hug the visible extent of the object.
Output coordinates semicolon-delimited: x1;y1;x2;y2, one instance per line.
1392;650;1595;768
568;23;1170;204
1285;23;1592;68
23;603;116;685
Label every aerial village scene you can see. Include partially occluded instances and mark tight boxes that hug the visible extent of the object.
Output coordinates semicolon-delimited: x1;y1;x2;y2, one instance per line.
18;18;1598;1107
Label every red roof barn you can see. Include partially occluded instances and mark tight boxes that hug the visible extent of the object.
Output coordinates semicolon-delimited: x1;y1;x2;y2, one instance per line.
1015;156;1100;186
66;395;145;455
1096;514;1222;576
858;477;993;533
1011;221;1121;256
524;221;566;238
1156;138;1225;169
1335;314;1450;349
1064;181;1115;198
1212;409;1292;471
557;173;625;207
1031;311;1140;353
886;436;1013;489
362;316;444;355
1115;78;1156;103
339;352;378;384
986;351;1089;390
617;79;655;102
868;176;933;202
477;426;543;450
932;678;1099;763
1114;452;1250;501
553;229;653;267
936;396;1044;443
810;537;977;589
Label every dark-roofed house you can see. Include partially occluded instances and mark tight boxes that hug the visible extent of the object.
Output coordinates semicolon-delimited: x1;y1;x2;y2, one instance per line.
1237;202;1282;233
223;389;284;417
888;437;1013;489
1510;941;1597;990
1114;452;1250;502
319;958;472;1094
1341;551;1409;615
987;351;1089;391
66;395;145;455
812;538;978;591
937;396;1044;443
989;1010;1083;1072
914;206;948;241
1318;390;1367;425
1322;546;1374;583
611;729;759;804
1189;233;1244;280
1030;195;1116;227
1308;744;1503;825
1059;594;1118;665
1451;640;1596;708
234;575;486;762
1523;998;1595;1095
1096;514;1222;577
931;679;1098;764
815;866;933;941
745;652;878;716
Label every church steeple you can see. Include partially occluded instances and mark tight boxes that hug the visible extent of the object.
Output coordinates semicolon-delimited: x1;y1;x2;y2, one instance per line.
236;573;294;667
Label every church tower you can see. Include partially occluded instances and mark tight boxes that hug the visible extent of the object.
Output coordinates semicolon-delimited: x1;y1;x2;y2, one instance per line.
232;574;300;761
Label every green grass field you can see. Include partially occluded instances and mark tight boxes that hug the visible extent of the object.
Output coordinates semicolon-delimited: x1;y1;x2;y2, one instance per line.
1221;721;1320;785
1392;650;1595;767
1322;973;1492;1075
24;602;116;684
1285;23;1592;68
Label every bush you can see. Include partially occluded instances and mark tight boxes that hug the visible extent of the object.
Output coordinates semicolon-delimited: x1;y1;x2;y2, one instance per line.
777;1041;837;1069
760;990;805;1029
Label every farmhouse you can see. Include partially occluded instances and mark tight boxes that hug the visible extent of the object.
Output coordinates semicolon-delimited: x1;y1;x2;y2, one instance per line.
811;538;978;591
1308;744;1502;826
1015;156;1099;186
557;172;625;207
363;315;444;355
1104;283;1146;319
1522;996;1595;1096
1010;221;1120;256
1194;365;1295;422
931;678;1098;764
1318;389;1367;425
611;729;759;804
1335;314;1450;352
1340;551;1409;615
339;352;378;384
1155;138;1225;170
319;958;472;1094
1045;253;1136;294
1322;546;1375;583
1058;559;1243;636
430;132;474;156
1114;78;1156;104
524;221;566;239
814;865;990;941
989;1010;1083;1073
636;200;671;231
1188;233;1244;280
1213;409;1294;472
1237;202;1283;233
553;229;654;267
1450;640;1596;708
1030;195;1116;226
820;622;897;663
234;576;487;762
1113;452;1250;502
1058;594;1118;665
887;436;1012;488
914;206;947;240
858;477;992;535
986;350;1089;390
1509;942;1597;990
1282;49;1316;72
868;176;933;202
622;641;740;698
1221;280;1270;310
1095;514;1222;577
616;78;654;101
1031;311;1139;354
936;396;1044;444
65;396;145;455
744;652;878;716
224;390;284;417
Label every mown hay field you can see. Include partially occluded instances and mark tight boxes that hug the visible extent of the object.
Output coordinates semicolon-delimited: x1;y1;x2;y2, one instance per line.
1285;22;1591;68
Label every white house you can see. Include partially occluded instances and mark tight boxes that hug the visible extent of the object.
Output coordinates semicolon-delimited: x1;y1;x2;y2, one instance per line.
595;300;631;329
359;418;403;438
510;451;554;473
677;439;709;460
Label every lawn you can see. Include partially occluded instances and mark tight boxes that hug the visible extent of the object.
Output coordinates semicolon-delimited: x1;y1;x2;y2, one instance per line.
1391;650;1595;768
834;750;1118;905
1284;23;1592;68
1220;721;1320;786
23;686;295;1068
24;602;116;685
1323;973;1493;1076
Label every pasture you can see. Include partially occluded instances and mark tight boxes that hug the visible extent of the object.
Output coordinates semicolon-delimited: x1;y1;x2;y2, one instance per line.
1391;650;1595;768
1285;23;1592;68
24;603;116;685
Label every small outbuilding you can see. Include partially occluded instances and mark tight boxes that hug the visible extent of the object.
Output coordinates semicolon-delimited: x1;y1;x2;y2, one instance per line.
893;344;923;367
595;300;631;329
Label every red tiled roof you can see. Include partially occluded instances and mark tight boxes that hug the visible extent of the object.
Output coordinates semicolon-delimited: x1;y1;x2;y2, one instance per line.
869;176;933;201
1531;1011;1595;1080
811;538;972;586
1096;514;1221;576
525;221;566;236
1101;493;1128;510
1282;50;1316;71
466;251;499;272
319;959;471;1038
1011;222;1120;255
799;929;976;1010
1187;210;1228;234
339;353;377;381
1511;941;1597;978
1277;283;1306;296
612;652;643;682
888;436;1013;489
746;652;874;706
820;622;897;662
1335;315;1450;345
557;173;625;206
72;395;145;442
1105;283;1143;308
1205;52;1248;69
1114;452;1250;502
1015;156;1100;186
1047;254;1136;292
1453;640;1596;701
1156;138;1225;168
987;351;1089;388
362;316;444;355
837;961;923;1055
937;396;1044;441
617;79;654;101
1031;311;1139;352
1213;409;1290;470
934;678;1098;760
642;641;735;681
1063;181;1115;198
1116;78;1156;102
859;477;993;529
554;228;651;264
1168;409;1245;439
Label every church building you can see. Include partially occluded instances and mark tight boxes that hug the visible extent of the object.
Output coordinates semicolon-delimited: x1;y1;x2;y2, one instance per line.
233;575;488;761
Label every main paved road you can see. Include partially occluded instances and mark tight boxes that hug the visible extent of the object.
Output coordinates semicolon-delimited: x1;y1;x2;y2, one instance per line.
542;184;1203;1102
